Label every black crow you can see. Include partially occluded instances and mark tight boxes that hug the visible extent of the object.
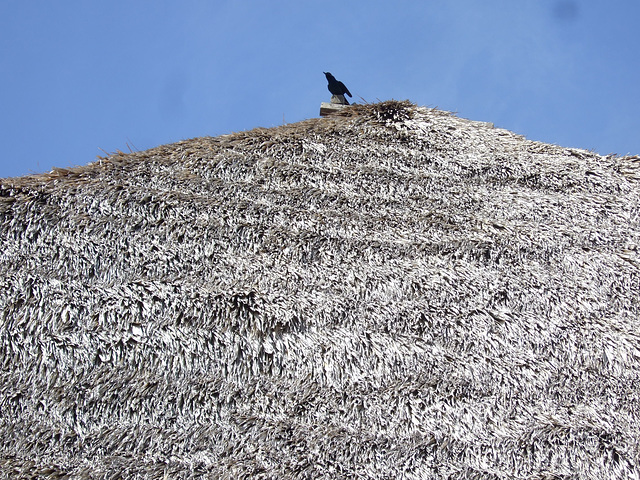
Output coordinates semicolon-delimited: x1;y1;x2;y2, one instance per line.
324;72;352;104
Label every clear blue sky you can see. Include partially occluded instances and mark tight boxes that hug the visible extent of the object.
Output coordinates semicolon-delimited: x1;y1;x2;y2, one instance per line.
1;1;639;178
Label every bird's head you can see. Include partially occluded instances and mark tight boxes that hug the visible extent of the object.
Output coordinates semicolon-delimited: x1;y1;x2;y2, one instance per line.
324;72;333;79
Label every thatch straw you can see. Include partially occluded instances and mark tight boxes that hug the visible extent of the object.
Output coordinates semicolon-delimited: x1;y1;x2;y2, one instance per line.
1;100;639;478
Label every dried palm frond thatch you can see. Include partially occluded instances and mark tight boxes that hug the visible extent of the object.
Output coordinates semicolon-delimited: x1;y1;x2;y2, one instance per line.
1;100;640;479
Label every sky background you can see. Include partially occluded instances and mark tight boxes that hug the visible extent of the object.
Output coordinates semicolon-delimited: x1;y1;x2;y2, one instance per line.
1;0;639;179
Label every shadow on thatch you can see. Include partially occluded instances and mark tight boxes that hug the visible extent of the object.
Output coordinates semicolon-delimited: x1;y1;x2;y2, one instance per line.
1;101;640;478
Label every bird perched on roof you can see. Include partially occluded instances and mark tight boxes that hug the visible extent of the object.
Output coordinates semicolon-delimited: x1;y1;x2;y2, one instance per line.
324;72;352;105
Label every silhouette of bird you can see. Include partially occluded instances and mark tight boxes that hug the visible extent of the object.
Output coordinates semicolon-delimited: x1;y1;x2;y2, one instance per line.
324;72;352;104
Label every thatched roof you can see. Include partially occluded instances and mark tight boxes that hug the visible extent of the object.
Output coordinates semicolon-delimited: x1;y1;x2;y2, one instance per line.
1;101;639;479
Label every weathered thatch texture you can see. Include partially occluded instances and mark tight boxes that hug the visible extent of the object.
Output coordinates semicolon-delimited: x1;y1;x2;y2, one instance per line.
1;101;639;479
